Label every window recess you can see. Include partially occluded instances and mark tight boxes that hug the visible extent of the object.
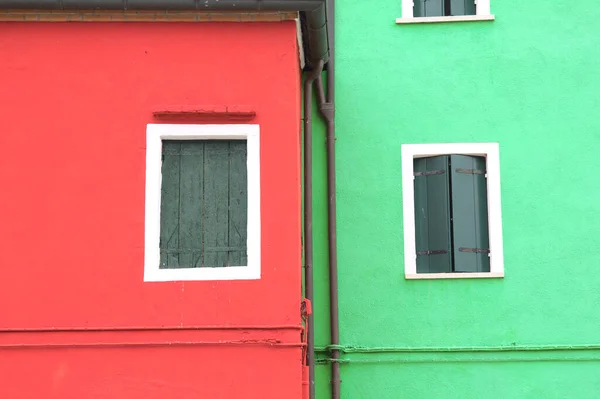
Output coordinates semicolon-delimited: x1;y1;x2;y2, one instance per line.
159;140;248;269
414;154;489;273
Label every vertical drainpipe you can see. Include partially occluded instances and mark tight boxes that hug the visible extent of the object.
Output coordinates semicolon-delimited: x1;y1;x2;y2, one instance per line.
324;0;340;396
304;59;325;399
315;0;339;395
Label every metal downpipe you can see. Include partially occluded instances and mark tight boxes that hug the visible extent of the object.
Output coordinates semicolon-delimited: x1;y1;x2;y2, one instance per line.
322;0;339;396
315;27;339;399
304;59;325;399
314;87;339;398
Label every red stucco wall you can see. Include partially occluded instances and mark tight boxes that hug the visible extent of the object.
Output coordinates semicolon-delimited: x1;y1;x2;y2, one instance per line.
0;22;302;398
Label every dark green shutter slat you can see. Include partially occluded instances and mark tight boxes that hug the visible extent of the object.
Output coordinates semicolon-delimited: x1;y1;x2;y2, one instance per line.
414;0;444;17
203;141;232;267
414;156;452;273
227;142;248;266
450;155;490;273
159;142;182;269
466;0;476;15
178;142;205;268
450;0;475;15
425;0;445;17
414;0;424;17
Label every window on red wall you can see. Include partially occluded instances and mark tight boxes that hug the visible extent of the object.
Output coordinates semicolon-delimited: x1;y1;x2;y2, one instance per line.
144;124;261;282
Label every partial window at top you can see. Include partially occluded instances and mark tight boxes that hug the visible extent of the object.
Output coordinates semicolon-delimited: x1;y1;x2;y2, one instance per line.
414;0;476;18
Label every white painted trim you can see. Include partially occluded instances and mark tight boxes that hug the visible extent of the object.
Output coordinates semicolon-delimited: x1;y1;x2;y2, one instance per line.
476;0;491;16
401;143;504;279
399;0;492;21
406;272;504;280
144;124;261;282
396;14;494;24
401;0;414;21
295;16;306;70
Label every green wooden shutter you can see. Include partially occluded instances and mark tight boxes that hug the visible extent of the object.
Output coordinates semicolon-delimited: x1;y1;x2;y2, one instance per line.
450;0;476;15
160;142;183;269
414;0;445;17
414;156;453;273
159;140;248;269
203;141;231;268
427;0;445;17
414;0;424;17
450;155;490;273
178;142;206;268
227;142;249;267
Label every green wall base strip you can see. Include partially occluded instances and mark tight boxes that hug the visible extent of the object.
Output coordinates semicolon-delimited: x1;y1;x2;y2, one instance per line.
316;343;600;353
316;355;600;364
315;344;600;364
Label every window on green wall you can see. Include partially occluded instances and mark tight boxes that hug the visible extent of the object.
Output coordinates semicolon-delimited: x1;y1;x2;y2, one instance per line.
401;143;504;280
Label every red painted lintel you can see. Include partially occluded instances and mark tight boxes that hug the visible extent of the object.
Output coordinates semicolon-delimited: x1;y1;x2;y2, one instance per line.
153;105;256;121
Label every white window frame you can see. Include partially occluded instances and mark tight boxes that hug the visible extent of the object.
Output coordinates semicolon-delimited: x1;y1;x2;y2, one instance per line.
144;123;261;282
397;0;494;24
401;143;504;279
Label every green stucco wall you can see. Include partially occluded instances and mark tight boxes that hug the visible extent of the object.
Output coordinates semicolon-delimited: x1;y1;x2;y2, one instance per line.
310;0;600;398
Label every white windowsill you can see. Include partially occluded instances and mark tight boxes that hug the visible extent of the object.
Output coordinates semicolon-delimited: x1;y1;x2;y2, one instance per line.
406;272;504;280
396;14;495;24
